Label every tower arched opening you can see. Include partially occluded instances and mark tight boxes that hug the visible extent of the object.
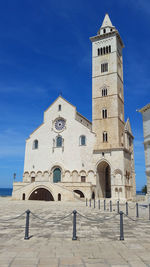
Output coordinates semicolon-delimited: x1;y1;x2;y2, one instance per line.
29;188;54;201
97;161;111;198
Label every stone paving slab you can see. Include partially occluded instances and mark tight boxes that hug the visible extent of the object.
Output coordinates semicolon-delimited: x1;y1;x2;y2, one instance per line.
0;198;150;266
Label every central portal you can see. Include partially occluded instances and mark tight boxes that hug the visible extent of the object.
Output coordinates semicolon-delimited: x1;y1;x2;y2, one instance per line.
97;161;111;198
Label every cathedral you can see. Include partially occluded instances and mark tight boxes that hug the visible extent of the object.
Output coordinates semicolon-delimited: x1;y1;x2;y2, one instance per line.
12;14;136;201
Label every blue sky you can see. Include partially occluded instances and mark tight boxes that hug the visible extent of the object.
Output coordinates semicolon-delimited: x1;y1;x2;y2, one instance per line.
0;0;149;190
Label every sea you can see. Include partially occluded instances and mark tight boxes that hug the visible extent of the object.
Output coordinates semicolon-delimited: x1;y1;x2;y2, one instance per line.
0;188;145;197
0;188;13;196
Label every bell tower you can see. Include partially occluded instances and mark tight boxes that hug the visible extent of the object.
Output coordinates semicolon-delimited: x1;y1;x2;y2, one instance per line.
90;14;125;151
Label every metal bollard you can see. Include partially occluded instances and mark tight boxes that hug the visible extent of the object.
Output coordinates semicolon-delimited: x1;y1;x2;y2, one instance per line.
149;204;150;220
94;199;95;208
104;199;106;211
24;209;30;240
119;211;124;241
126;202;128;216
136;203;139;218
117;200;120;214
72;210;77;240
110;200;112;212
98;199;100;210
89;199;91;207
86;198;88;206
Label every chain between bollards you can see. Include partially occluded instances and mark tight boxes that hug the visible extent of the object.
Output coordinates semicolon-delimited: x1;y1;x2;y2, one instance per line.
24;209;30;240
126;202;128;216
136;203;139;218
119;211;124;241
72;210;77;240
110;200;112;212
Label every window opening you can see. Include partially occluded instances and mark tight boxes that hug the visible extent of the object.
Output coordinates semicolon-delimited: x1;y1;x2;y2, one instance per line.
33;140;38;149
81;176;86;182
56;136;62;147
102;109;107;119
53;168;61;183
80;135;86;146
103;132;108;142
58;105;61;111
101;63;108;73
31;177;35;183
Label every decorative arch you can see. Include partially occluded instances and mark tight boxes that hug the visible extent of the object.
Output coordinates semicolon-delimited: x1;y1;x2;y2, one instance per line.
30;171;36;177
79;170;86;176
113;169;123;185
96;159;111;170
72;170;79;182
28;186;54;201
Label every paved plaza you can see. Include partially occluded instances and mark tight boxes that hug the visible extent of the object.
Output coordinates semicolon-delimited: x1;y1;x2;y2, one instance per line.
0;197;150;267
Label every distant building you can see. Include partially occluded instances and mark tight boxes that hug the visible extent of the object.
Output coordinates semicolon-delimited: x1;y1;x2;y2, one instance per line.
12;14;136;201
139;104;150;198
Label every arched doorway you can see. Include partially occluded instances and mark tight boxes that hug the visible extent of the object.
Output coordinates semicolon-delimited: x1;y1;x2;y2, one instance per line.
53;168;61;183
58;193;61;201
97;161;111;198
29;188;54;201
74;190;85;198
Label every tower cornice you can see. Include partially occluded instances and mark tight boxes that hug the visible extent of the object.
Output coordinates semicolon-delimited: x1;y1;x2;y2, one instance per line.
90;31;124;48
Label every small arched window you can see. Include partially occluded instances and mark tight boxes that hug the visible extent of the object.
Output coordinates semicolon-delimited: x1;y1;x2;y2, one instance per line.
33;139;38;149
56;136;62;147
100;48;103;55
106;46;108;54
103;29;106;34
97;48;100;56
102;109;107;119
103;132;108;142
80;135;86;146
103;47;106;54
109;45;111;53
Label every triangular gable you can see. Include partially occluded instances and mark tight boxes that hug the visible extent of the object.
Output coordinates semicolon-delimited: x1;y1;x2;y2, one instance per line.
44;95;76;113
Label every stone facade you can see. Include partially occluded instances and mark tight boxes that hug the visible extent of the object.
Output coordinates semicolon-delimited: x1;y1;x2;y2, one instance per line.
12;14;136;201
139;104;150;200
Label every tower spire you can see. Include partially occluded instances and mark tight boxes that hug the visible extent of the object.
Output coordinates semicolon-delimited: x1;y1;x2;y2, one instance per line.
101;13;113;28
